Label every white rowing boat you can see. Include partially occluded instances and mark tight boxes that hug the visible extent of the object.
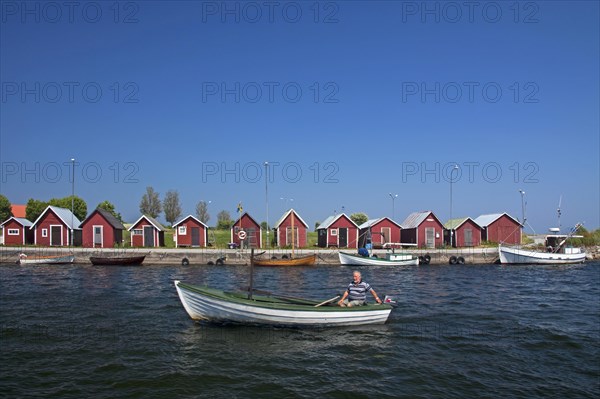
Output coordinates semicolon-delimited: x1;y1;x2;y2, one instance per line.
18;253;75;265
174;281;393;327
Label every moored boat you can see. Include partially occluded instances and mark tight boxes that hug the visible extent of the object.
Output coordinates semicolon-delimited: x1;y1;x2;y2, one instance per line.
89;255;146;266
253;254;317;267
498;244;586;264
174;280;393;327
18;253;75;265
339;251;419;266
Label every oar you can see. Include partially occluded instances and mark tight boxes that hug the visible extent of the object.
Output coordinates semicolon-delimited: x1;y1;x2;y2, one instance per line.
314;295;340;307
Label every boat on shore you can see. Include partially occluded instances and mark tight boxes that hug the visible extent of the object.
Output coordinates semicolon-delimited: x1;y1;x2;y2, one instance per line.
18;253;75;265
253;253;317;267
89;255;146;266
339;250;419;266
174;280;393;327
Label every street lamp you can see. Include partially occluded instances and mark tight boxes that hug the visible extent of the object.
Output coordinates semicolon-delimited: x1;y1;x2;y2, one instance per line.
449;165;459;247
280;197;294;210
389;193;398;220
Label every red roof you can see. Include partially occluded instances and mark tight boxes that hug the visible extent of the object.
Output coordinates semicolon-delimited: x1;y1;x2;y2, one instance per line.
11;204;26;218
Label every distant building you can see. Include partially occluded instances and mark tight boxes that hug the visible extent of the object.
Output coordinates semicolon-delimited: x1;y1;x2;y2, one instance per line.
400;211;444;248
474;213;521;245
30;205;82;246
317;213;359;248
444;217;482;247
231;212;262;249
358;217;402;249
1;217;34;245
173;215;208;248
128;215;165;247
80;208;125;248
273;209;309;248
10;204;26;218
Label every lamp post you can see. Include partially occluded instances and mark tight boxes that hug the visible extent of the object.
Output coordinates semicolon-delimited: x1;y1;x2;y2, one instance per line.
449;165;459;247
389;193;398;220
264;162;269;248
70;158;75;247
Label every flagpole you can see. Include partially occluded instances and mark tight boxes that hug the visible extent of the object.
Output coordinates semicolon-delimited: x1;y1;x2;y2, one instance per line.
264;161;269;249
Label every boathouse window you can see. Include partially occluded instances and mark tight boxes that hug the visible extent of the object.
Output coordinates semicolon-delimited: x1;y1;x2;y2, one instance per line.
178;226;187;235
42;229;48;237
7;229;19;235
133;229;142;235
331;229;338;236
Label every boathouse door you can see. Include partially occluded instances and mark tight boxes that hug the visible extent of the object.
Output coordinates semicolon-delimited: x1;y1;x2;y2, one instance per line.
144;226;155;247
464;228;473;247
191;227;200;246
94;226;103;247
425;227;435;248
50;225;62;246
339;228;348;247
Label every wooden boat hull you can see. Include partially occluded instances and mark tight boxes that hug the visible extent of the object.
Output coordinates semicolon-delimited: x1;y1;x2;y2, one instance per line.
499;245;586;264
253;254;317;267
174;281;392;327
90;255;146;266
339;251;419;266
18;254;75;265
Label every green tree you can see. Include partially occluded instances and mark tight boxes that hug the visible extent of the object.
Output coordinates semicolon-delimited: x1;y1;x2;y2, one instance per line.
96;200;123;223
49;196;87;221
216;210;233;230
139;186;162;218
196;201;210;224
0;194;13;223
350;212;368;226
163;190;182;226
25;199;49;222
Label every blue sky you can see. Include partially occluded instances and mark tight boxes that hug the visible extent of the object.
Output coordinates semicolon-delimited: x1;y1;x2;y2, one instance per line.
1;1;598;232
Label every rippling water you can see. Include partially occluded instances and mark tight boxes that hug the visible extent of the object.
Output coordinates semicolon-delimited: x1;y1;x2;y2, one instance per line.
1;263;598;398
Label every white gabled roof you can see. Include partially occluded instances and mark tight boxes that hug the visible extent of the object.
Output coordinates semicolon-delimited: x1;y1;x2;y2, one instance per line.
358;217;401;230
1;217;33;228
173;215;208;229
30;205;82;230
316;213;358;229
128;215;164;231
474;213;520;227
274;209;309;229
400;211;435;229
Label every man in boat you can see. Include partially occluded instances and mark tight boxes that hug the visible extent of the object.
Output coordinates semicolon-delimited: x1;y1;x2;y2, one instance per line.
338;270;382;307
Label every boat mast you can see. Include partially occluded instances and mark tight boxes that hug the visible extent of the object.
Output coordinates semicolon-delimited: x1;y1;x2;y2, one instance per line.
291;209;295;258
70;158;75;249
557;195;562;233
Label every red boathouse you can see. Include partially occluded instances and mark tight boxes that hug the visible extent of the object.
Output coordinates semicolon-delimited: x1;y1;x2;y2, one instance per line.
274;209;309;248
80;208;125;248
231;212;262;249
474;213;521;245
358;217;402;248
1;217;34;245
173;215;208;248
400;211;444;248
317;213;359;248
30;205;82;246
128;215;165;247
